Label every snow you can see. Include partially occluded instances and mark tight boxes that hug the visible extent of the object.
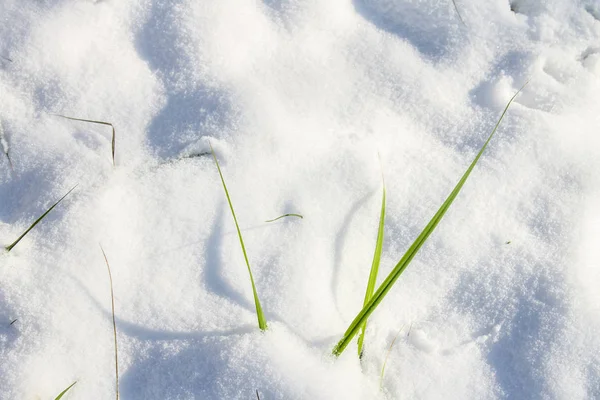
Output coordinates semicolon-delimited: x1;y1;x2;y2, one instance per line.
1;0;600;398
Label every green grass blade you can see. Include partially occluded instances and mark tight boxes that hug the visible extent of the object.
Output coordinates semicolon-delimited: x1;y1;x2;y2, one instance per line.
265;213;303;222
5;185;77;252
332;84;527;357
357;172;386;358
209;142;267;331
100;245;120;400
54;381;77;400
54;114;116;166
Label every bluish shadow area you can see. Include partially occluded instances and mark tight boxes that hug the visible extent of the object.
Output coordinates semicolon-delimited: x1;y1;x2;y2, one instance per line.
145;88;235;159
586;361;600;398
469;50;532;109
33;78;67;113
262;0;286;12
448;259;569;399
0;168;63;225
135;0;237;159
352;0;464;61
119;333;287;400
439;50;532;156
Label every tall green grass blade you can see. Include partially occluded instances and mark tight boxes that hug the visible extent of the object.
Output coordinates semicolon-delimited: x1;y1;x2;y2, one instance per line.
357;171;386;358
100;245;120;400
209;142;267;331
54;381;77;400
54;114;116;166
265;213;303;222
332;84;527;357
5;185;77;252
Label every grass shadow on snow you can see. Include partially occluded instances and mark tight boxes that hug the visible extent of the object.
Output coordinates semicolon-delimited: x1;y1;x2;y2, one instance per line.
203;202;257;313
331;189;375;317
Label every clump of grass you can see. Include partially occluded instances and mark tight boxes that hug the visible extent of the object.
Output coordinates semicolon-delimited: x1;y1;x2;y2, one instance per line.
332;84;527;357
4;185;77;252
357;167;386;358
265;213;303;223
209;142;267;331
54;381;77;400
54;114;116;166
100;245;120;400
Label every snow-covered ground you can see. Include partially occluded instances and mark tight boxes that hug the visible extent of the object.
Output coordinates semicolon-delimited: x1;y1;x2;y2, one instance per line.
1;0;600;398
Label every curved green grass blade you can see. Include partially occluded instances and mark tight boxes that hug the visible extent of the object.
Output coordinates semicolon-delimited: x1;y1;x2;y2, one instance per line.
54;381;77;400
332;84;527;357
210;142;267;331
54;114;116;166
265;213;303;222
357;172;386;358
5;185;77;252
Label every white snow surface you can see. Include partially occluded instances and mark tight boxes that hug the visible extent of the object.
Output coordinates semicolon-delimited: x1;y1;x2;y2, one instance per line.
1;0;600;399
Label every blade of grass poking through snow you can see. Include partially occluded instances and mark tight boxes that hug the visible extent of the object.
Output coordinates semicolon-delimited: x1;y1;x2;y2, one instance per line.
54;114;116;166
332;84;527;357
357;164;386;358
209;142;267;331
265;213;303;222
100;245;120;400
5;185;77;252
54;381;77;400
